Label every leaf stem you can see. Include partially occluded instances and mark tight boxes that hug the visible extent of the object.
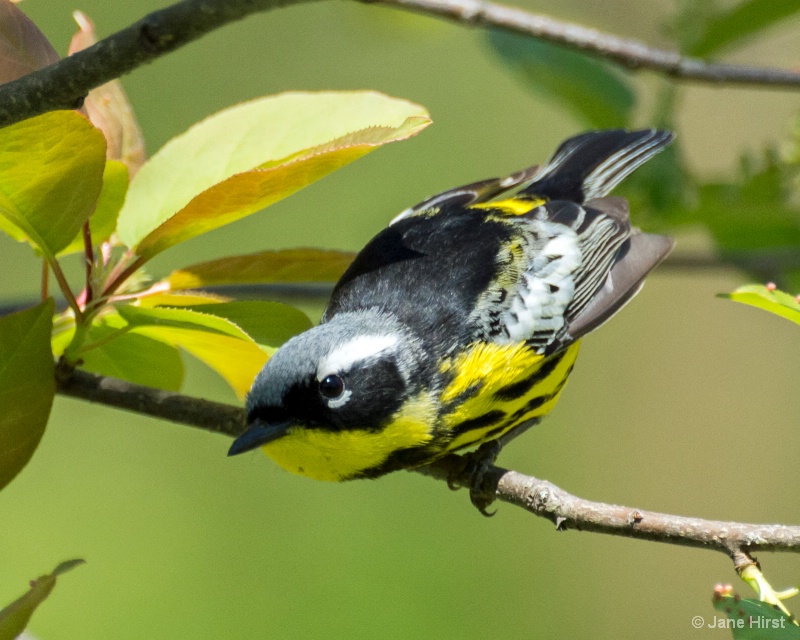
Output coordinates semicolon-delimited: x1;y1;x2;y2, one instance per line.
48;257;83;322
61;322;90;366
83;220;95;307
41;260;49;302
101;253;146;299
739;563;798;618
74;325;133;356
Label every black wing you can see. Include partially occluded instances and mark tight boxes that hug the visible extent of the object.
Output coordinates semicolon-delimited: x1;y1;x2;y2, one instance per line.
325;129;674;354
324;208;517;351
523;129;674;202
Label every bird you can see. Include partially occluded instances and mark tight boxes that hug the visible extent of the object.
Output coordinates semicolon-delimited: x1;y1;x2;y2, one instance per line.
229;129;675;513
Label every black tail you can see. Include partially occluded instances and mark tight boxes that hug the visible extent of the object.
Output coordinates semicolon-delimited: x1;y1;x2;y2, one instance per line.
522;129;673;203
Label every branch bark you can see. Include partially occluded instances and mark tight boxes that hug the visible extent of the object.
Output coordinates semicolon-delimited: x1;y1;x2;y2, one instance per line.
0;0;313;127
2;0;800;128
57;367;243;436
378;0;800;88
56;369;800;562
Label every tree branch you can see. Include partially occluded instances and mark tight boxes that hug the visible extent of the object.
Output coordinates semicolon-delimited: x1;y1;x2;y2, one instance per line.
375;0;800;87
56;367;243;436
421;457;800;558
2;0;800;128
0;0;313;128
56;368;800;561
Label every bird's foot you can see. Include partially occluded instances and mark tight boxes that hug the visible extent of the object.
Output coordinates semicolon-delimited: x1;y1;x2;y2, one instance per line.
455;441;502;517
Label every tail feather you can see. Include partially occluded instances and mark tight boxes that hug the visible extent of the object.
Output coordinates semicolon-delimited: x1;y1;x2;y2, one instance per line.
523;129;674;202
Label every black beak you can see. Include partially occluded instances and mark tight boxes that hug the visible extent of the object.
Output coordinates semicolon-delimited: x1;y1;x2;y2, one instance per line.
228;420;293;456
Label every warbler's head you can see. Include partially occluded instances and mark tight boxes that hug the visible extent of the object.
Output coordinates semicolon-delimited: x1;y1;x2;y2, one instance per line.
229;310;437;481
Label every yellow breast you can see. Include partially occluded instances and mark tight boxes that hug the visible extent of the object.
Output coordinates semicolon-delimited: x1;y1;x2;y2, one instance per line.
438;341;580;452
261;392;437;481
260;341;580;481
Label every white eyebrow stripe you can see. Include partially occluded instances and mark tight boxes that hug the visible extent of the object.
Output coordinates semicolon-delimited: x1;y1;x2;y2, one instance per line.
317;334;399;378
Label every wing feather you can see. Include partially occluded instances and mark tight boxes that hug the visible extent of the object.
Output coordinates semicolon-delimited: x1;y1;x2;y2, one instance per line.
468;200;629;351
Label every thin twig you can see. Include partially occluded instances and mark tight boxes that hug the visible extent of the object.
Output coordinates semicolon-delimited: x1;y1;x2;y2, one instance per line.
1;0;800;128
55;368;800;558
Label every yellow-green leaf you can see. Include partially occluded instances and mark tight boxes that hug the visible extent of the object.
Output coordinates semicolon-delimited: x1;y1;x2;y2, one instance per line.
720;285;800;325
0;559;84;640
134;327;267;399
0;111;106;258
168;248;355;290
59;159;129;255
112;305;272;397
0;300;55;491
116;91;430;259
115;304;253;341
137;291;229;308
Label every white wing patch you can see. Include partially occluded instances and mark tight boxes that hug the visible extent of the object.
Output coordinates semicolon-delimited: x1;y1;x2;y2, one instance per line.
501;223;581;345
317;334;399;379
389;207;414;226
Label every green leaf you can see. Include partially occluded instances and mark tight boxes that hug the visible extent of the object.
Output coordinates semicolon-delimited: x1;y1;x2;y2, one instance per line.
711;594;800;639
116;91;430;259
79;323;185;392
696;154;800;253
0;1;60;85
667;0;716;53
183;302;312;348
0;111;106;258
59;160;129;255
690;0;800;57
0;558;84;640
487;31;635;128
168;248;355;290
720;285;800;326
0;300;55;491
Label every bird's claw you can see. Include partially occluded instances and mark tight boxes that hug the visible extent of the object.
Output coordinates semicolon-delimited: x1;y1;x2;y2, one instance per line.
463;441;502;517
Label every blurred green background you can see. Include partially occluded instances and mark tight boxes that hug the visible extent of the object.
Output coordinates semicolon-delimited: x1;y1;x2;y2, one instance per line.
1;1;799;638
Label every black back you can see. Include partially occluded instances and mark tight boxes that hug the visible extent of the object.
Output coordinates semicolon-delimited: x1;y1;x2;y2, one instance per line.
324;208;512;353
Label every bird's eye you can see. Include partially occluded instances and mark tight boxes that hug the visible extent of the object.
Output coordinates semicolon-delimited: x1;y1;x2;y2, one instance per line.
319;374;345;399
